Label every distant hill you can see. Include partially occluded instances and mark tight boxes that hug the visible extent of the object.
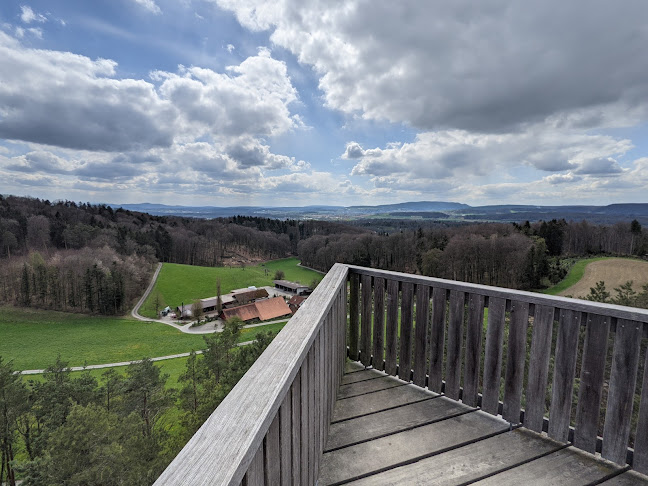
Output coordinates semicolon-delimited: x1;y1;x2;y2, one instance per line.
111;201;648;224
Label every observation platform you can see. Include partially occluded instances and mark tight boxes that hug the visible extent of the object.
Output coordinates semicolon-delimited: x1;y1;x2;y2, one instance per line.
319;361;648;485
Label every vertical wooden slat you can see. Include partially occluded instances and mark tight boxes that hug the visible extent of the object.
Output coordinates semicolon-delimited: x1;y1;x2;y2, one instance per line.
635;342;648;474
308;350;316;486
245;444;265;486
413;284;431;387
445;290;465;400
265;414;281;485
574;314;610;453
481;296;506;415
349;273;360;361
373;277;386;370
314;333;322;476
291;371;301;485
428;287;447;393
399;282;414;381
300;358;309;485
463;293;485;407
502;300;529;424
280;393;292;486
602;319;642;464
385;279;399;376
360;274;373;366
524;304;555;432
548;309;581;442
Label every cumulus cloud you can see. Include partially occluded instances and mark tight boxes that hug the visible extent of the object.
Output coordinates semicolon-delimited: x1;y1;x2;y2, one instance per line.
132;0;162;15
345;128;631;186
215;0;648;133
0;33;298;153
20;6;47;24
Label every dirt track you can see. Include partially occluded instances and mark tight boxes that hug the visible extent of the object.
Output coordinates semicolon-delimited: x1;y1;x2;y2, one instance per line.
559;258;648;298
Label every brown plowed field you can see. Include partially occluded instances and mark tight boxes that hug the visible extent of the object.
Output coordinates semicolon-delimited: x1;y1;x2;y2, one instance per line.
559;258;648;298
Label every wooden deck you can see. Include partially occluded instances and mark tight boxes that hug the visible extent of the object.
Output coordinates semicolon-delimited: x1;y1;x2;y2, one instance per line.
319;362;648;486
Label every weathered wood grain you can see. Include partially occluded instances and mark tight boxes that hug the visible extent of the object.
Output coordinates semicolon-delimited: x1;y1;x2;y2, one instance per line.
338;376;405;399
471;446;622;485
245;445;264;486
265;414;281;485
413;284;430;387
632;341;648;475
301;357;309;485
291;371;301;485
385;279;399;376
319;411;509;485
346;265;648;323
399;282;414;381
331;385;437;422
349;272;360;361
341;368;384;385
602;319;642;465
308;350;316;486
463;293;485;407
548;309;581;442
361;274;373;366
373;277;386;370
574;313;610;453
481;296;506;415
325;396;471;451
279;392;291;486
428;287;447;393
344;429;564;486
502;300;529;424
524;304;555;432
445;290;466;400
598;470;648;485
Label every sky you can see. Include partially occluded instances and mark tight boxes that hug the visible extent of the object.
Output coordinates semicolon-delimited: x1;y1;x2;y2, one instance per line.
1;1;648;207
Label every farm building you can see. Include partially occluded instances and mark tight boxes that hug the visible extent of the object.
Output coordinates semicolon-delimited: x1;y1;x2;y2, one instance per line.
288;295;307;314
200;294;236;313
221;296;291;322
231;288;269;304
175;304;193;318
273;279;310;295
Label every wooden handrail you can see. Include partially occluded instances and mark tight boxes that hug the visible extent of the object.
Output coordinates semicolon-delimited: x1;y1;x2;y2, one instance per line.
346;265;648;474
154;263;349;485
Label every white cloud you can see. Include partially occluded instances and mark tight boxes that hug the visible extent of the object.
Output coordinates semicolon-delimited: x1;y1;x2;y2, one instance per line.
215;0;648;134
132;0;162;15
226;43;235;53
20;6;47;24
0;33;298;152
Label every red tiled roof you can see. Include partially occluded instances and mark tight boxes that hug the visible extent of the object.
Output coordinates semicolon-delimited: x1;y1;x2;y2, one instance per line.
222;303;259;322
288;295;307;307
255;297;292;321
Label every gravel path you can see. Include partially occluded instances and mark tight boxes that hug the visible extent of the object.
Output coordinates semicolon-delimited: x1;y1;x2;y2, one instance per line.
19;341;255;375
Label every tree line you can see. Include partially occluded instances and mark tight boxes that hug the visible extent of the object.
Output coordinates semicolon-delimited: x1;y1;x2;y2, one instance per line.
297;219;647;291
0;319;274;486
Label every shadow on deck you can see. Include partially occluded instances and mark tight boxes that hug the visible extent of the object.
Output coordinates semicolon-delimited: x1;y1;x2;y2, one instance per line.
319;361;648;485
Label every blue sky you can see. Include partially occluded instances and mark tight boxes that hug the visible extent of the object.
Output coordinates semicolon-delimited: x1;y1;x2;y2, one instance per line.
0;1;647;207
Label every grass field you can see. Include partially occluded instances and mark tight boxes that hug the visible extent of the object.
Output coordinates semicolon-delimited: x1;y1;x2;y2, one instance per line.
139;257;322;318
0;306;286;371
541;257;611;295
554;257;648;299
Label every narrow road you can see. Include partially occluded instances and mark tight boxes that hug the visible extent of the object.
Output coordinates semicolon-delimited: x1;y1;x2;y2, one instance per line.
19;341;255;375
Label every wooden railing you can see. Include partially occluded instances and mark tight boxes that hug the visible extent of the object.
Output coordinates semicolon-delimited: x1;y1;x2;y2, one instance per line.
156;263;648;485
154;263;348;485
347;265;648;474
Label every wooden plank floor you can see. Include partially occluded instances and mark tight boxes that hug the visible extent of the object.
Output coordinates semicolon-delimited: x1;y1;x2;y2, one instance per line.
318;362;648;486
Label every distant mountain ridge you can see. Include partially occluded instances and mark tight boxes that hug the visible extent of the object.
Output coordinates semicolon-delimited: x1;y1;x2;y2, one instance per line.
110;201;648;224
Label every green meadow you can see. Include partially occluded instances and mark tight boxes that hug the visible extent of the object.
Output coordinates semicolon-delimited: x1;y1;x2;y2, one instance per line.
139;257;322;318
0;306;286;371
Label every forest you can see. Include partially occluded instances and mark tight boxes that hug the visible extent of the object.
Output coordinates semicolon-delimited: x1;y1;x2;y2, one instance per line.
0;195;647;316
0;319;273;485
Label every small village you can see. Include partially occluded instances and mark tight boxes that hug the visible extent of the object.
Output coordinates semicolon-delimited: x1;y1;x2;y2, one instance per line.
160;279;312;326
